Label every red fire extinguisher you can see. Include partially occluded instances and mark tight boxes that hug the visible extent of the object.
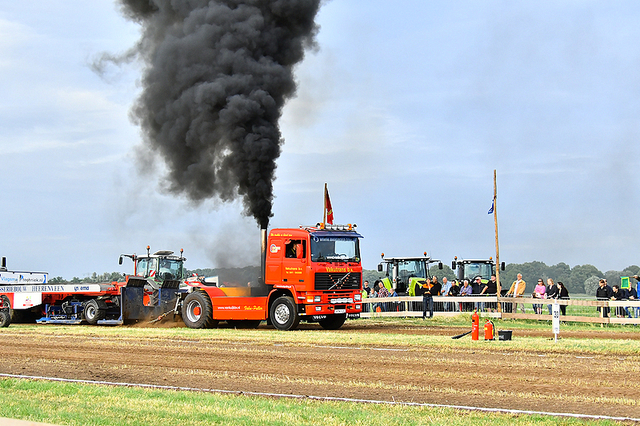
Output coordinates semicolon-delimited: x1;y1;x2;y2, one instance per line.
484;319;495;340
471;310;480;340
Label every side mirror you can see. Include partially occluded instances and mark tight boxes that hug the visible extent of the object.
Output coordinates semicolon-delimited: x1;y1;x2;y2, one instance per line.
451;261;456;270
438;262;443;270
119;256;123;265
501;262;505;271
377;263;383;272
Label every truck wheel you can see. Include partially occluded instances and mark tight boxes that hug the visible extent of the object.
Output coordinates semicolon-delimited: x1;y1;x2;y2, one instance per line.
83;299;106;325
269;296;299;331
0;310;11;327
319;313;347;330
182;291;215;329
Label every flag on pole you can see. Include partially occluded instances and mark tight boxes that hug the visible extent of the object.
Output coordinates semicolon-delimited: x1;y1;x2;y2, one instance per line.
324;184;334;224
488;199;494;214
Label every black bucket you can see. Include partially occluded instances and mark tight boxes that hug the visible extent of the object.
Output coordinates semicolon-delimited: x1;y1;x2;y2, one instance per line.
498;330;512;341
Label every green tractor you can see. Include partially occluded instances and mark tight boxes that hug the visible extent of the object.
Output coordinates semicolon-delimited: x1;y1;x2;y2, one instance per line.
377;253;443;296
451;257;505;290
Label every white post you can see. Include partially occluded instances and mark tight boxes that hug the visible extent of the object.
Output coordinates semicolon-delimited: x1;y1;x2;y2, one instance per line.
552;301;560;343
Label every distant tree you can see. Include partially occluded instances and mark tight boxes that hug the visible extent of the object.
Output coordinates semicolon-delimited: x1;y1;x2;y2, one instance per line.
363;269;385;284
583;275;601;296
548;262;571;286
70;277;82;284
569;264;603;294
49;276;67;283
622;265;640;277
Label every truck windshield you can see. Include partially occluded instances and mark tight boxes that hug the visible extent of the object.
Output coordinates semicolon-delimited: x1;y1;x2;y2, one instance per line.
311;237;360;262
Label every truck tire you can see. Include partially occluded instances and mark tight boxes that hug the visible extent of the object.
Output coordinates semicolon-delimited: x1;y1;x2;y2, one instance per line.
269;296;300;331
83;299;106;325
319;313;347;330
0;310;11;327
182;291;216;329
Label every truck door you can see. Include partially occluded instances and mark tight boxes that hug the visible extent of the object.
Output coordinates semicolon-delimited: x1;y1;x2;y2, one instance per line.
265;237;283;284
282;239;306;285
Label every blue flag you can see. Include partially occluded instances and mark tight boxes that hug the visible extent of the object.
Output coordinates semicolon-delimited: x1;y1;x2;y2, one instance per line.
488;200;494;214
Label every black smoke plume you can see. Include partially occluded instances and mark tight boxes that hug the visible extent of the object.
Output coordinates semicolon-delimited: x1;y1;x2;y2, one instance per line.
117;0;321;228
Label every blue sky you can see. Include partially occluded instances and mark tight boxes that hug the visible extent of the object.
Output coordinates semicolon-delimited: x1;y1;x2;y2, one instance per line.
1;1;639;279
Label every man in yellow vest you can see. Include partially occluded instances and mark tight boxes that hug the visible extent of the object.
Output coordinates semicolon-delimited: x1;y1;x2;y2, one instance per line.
506;273;526;314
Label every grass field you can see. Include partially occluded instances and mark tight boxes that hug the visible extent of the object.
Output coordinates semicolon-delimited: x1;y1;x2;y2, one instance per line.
0;378;627;426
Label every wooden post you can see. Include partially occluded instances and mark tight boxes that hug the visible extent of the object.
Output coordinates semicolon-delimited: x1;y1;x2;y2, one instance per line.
494;170;502;313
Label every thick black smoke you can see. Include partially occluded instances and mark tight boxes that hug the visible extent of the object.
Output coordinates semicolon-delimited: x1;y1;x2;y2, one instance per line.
118;0;321;228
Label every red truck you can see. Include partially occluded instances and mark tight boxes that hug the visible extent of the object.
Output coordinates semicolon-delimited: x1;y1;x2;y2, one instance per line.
180;224;364;330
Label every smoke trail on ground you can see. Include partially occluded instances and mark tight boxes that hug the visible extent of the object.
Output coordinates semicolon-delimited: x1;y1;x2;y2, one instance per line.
116;0;321;228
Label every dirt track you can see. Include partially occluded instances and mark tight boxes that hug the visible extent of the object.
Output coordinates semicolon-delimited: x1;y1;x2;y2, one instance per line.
0;322;638;419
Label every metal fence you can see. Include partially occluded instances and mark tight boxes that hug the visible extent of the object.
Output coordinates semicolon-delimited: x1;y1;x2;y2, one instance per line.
361;295;640;324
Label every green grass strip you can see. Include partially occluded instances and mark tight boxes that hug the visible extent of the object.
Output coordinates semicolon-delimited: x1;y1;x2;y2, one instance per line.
0;378;625;426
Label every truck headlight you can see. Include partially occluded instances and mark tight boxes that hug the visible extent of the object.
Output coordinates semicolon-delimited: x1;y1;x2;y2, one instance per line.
354;294;361;301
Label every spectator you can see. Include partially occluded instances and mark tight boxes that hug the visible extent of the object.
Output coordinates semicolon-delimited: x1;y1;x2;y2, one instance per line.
422;277;441;319
546;278;558;315
506;273;527;314
441;277;452;311
472;276;484;311
480;274;498;312
611;285;625;318
627;280;638;318
447;280;461;312
363;280;372;297
532;278;546;314
375;281;389;312
431;276;443;312
459;279;473;312
557;281;569;315
596;279;613;318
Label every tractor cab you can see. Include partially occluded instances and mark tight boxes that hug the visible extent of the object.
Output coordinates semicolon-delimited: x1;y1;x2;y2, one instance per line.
451;257;505;283
119;247;187;290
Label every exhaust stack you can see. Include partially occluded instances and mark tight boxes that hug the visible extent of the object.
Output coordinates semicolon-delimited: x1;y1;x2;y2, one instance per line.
1;257;6;271
260;227;267;284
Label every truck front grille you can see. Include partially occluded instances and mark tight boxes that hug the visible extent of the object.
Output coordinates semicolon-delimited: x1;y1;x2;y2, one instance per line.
314;272;361;291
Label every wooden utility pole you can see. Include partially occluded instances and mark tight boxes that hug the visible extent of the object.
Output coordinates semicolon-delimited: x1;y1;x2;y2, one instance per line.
494;170;502;312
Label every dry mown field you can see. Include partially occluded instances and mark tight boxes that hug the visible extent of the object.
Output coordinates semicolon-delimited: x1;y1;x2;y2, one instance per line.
0;320;638;419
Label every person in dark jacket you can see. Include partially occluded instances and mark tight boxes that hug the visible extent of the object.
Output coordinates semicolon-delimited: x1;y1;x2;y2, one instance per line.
556;281;570;315
546;278;559;315
596;279;613;317
422;277;441;319
627;283;638;318
611;285;626;318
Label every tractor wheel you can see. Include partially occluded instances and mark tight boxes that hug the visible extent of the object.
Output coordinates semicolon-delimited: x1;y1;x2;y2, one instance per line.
227;319;262;329
269;296;300;331
319;313;347;330
83;299;106;325
182;291;216;329
0;310;11;328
